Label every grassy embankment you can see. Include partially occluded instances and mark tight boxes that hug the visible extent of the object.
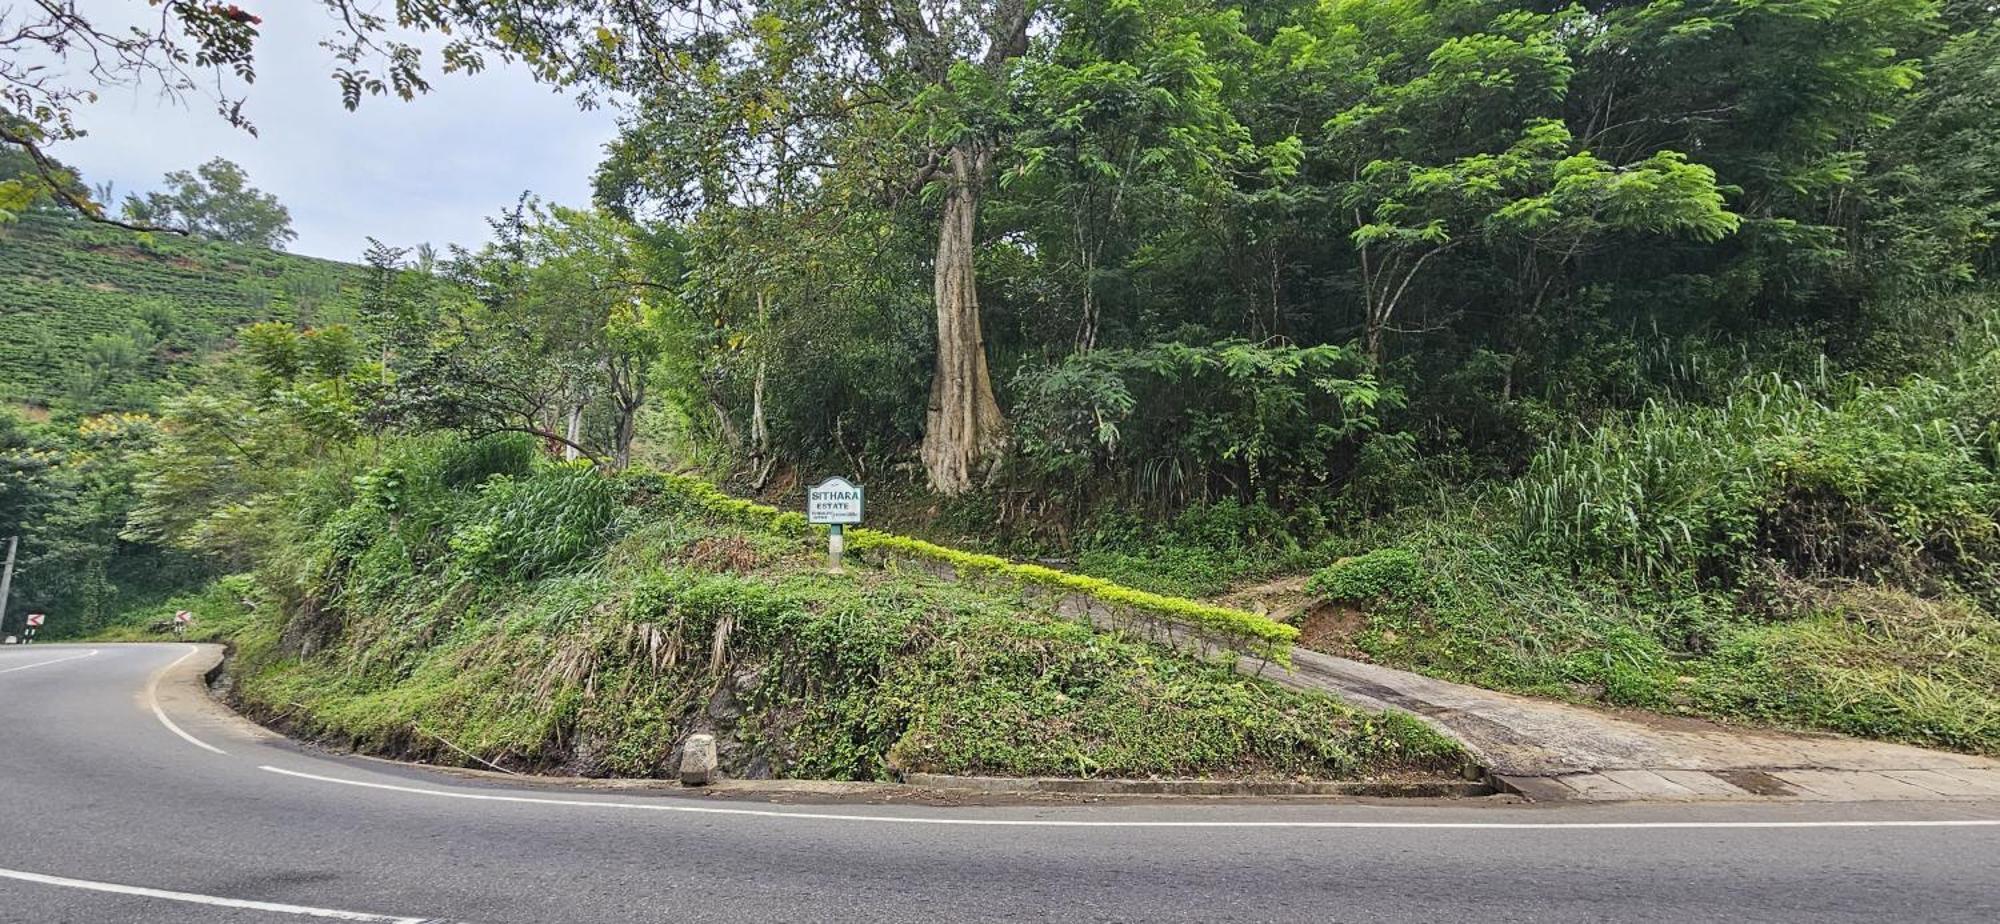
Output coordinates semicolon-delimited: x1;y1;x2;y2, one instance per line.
109;435;1461;782
1043;292;2000;756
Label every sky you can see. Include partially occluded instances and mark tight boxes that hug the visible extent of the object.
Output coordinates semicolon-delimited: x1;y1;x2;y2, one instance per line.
47;3;618;262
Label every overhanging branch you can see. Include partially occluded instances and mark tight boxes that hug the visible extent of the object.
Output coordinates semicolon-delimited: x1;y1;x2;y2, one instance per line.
0;121;188;235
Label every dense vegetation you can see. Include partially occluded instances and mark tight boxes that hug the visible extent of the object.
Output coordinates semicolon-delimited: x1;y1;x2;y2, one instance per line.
0;215;363;630
0;214;359;410
105;430;1458;780
4;0;1998;769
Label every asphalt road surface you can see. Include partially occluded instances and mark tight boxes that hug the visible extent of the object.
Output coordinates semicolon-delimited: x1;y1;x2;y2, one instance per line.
2;643;1996;923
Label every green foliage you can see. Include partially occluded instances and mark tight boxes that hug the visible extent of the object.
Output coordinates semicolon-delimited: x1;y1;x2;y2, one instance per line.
120;157;297;249
1070;500;1315;597
1329;316;2000;755
2;408;214;639
1011;340;1394;505
17;0;2000;773
440;432;538;487
124;321;375;567
89;573;265;643
158;441;1456;783
844;529;1298;660
1309;549;1422;604
448;464;620;580
632;470;1296;657
0;139;88;220
1510;363;2000;597
375;202;685;467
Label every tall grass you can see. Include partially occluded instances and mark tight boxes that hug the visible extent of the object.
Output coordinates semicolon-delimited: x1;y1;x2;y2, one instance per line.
1509;357;2000;598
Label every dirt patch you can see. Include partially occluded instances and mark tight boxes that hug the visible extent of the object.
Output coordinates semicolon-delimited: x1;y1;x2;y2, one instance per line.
7;402;52;423
1296;602;1369;657
686;536;761;573
1215;575;1312;621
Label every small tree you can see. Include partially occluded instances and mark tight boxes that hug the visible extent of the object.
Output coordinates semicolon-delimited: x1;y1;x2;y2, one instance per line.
378;203;682;468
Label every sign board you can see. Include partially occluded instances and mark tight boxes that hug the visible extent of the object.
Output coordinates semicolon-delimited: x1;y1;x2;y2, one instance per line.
806;477;864;525
24;613;44;627
174;610;193;625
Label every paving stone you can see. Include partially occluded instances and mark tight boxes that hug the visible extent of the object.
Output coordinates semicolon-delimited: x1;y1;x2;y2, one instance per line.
1598;769;1701;798
1553;773;1641;801
1252;644;2000;802
1932;768;2000;795
1879;769;1996;798
1492;775;1582;803
1649;770;1753;799
1770;770;1938;801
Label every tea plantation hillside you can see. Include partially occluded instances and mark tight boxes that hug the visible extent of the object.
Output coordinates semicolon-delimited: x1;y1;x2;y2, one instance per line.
0;214;365;411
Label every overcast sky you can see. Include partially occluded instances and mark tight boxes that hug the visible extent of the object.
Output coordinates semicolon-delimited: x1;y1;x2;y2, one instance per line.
50;3;617;262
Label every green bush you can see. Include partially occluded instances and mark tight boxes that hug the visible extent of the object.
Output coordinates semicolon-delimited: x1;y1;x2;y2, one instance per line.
441;432;538;487
1071;499;1315;597
633;471;1300;659
1308;548;1422;603
449;462;620;580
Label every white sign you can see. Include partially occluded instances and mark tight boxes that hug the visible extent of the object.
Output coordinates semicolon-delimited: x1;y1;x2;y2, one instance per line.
25;614;44;627
806;477;864;525
174;610;194;625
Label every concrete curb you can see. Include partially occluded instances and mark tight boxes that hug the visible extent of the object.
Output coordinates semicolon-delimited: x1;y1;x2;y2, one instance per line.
901;773;1496;798
172;642;1498;804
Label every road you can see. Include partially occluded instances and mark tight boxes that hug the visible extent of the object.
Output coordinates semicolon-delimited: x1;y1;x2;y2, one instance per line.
2;643;1996;923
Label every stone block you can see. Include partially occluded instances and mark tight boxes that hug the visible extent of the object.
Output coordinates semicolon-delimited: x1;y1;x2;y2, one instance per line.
680;733;719;786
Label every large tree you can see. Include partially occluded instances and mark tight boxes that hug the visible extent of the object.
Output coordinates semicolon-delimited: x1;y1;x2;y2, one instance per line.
122;157;297;249
424;1;1040;493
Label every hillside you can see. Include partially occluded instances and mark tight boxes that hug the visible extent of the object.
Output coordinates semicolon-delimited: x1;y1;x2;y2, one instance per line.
0;214;364;412
123;435;1463;782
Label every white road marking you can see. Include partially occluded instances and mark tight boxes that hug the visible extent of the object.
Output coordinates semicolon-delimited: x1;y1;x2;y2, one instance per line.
261;766;2000;830
0;648;99;675
0;867;443;923
148;644;227;755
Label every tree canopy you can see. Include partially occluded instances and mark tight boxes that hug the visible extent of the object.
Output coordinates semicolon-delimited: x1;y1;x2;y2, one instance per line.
121;158;297;249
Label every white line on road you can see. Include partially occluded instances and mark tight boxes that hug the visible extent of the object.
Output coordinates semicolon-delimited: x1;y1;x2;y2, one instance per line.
0;648;99;675
0;867;446;923
261;766;2000;830
148;644;227;755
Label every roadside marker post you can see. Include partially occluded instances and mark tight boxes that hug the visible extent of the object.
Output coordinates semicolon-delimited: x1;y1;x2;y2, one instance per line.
173;610;193;636
23;613;42;644
806;477;864;573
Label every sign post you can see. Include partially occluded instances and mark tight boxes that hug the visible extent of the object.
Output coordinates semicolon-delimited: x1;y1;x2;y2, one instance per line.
0;535;16;639
806;477;864;573
173;610;193;636
24;612;43;644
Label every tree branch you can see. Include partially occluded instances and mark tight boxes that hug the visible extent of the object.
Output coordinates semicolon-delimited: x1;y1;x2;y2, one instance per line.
0;122;188;235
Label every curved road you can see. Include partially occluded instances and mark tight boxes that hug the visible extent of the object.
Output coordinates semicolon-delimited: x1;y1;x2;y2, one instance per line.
2;643;1997;923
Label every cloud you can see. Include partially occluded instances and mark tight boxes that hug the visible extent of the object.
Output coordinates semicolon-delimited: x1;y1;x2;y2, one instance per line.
50;3;618;262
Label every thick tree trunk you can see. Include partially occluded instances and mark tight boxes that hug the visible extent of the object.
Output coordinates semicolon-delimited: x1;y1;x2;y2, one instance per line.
921;143;1007;495
750;291;770;464
563;404;584;462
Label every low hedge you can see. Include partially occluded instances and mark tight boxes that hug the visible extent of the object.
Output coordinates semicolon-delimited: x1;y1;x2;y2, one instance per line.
639;471;1296;661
